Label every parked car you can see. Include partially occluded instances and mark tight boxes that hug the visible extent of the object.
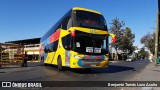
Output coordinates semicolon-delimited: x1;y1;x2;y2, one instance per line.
126;56;132;62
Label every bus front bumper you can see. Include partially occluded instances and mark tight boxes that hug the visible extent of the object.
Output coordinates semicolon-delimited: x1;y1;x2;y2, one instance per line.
70;59;109;68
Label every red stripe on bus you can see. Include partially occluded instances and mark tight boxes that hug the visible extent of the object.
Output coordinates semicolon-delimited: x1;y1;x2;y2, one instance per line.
49;30;61;43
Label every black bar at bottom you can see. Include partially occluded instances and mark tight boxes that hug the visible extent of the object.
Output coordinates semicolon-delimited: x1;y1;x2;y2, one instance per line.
0;81;160;87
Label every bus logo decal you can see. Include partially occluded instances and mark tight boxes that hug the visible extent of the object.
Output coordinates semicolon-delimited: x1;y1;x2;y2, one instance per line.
50;30;61;43
89;29;96;33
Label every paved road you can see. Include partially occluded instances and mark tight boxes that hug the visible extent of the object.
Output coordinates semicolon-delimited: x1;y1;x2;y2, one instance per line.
0;59;150;81
0;59;151;90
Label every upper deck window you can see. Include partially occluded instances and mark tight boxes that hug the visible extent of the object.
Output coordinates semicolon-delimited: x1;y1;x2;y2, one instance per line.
75;10;107;30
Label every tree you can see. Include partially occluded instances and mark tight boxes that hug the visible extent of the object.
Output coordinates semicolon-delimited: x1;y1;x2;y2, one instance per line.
109;18;125;60
138;47;149;59
119;27;135;54
140;32;155;55
109;18;135;60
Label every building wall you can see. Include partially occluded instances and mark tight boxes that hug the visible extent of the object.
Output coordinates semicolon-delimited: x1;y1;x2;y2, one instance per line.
24;44;40;61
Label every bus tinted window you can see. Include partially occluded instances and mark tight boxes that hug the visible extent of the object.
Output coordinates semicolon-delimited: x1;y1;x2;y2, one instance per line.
62;16;70;30
41;21;61;42
75;10;107;30
62;34;71;50
49;41;58;52
75;31;108;55
41;9;72;42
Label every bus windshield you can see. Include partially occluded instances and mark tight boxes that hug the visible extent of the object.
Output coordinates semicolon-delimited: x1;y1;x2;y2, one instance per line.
74;33;108;55
75;10;107;30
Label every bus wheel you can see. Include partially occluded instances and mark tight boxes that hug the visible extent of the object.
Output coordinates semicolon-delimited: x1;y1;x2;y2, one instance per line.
43;63;47;66
57;56;64;71
85;68;91;72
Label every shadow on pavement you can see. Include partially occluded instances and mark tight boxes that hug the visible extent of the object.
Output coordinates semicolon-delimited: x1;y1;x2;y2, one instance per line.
0;62;42;69
71;65;135;74
26;62;43;67
0;72;6;73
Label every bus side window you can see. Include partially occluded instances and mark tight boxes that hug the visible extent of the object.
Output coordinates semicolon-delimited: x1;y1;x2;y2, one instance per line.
44;47;47;53
56;24;61;31
67;18;72;30
62;16;70;30
44;45;49;53
62;34;71;50
49;43;54;52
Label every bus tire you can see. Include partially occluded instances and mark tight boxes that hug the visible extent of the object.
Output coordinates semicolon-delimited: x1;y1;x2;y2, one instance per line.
57;56;64;71
85;68;91;72
43;63;47;66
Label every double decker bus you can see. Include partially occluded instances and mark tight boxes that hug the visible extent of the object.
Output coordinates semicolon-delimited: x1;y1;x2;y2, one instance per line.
40;7;116;71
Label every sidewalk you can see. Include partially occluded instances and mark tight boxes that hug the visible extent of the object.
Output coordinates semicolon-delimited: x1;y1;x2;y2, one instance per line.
129;62;160;90
137;62;160;81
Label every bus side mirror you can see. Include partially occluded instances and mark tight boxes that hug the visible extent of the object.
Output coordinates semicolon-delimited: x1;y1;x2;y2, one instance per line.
109;33;116;43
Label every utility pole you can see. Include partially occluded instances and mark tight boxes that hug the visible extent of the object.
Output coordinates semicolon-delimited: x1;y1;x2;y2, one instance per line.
155;0;160;64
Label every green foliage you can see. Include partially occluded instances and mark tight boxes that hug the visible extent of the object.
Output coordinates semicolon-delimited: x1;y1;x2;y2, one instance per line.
109;17;125;51
109;18;135;54
119;27;135;54
140;32;155;55
138;47;149;59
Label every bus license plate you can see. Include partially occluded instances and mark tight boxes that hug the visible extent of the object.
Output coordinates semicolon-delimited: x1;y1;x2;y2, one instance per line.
90;64;97;66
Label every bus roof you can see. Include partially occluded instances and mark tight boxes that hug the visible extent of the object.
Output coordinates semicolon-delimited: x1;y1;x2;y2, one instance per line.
72;7;101;15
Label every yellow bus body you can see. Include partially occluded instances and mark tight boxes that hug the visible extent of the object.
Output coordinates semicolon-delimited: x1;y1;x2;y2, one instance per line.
41;7;115;69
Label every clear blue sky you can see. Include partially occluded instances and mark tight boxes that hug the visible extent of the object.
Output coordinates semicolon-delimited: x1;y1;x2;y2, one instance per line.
0;0;158;47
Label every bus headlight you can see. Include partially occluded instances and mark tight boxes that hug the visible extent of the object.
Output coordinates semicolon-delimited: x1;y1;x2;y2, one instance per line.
71;54;81;59
75;56;81;59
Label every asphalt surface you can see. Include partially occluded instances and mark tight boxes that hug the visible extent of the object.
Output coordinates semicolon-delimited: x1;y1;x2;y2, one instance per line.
0;59;151;90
